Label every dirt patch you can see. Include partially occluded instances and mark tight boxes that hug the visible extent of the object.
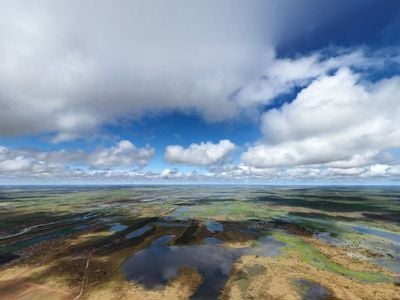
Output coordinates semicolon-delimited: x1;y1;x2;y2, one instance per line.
84;267;202;300
223;241;255;249
0;268;75;300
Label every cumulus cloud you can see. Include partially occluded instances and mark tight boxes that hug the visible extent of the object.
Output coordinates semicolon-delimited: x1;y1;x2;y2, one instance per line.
0;0;274;140
165;140;236;166
0;146;67;177
88;140;154;168
242;68;400;168
1;142;400;183
0;140;154;179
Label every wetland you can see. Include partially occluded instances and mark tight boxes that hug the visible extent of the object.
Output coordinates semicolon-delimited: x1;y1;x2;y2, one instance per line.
0;185;399;299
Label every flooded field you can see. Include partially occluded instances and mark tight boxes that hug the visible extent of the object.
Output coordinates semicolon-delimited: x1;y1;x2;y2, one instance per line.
123;234;284;299
0;185;399;299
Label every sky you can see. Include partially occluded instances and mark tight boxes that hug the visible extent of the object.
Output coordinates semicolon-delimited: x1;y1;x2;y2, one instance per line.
0;0;400;184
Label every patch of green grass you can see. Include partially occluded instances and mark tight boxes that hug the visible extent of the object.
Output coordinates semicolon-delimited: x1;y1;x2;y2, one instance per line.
273;231;393;283
175;201;285;221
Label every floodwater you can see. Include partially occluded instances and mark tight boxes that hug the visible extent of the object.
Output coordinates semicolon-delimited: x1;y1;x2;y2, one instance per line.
323;224;400;274
294;279;332;300
122;235;285;299
375;257;400;274
313;232;340;244
204;220;224;233
352;225;400;243
247;236;285;257
168;206;190;220
125;225;152;239
374;241;400;274
154;221;188;228
109;223;128;233
352;225;400;274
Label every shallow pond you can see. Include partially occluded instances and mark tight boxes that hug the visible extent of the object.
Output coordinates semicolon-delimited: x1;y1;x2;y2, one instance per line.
375;257;400;274
125;225;152;239
294;279;332;300
122;234;285;299
168;206;190;220
248;236;285;256
352;225;400;244
204;220;224;233
154;221;188;228
109;223;128;233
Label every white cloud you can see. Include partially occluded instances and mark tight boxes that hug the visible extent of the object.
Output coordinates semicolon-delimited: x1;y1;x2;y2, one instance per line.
0;0;275;140
0;148;66;179
88;140;154;168
232;48;384;108
242;68;400;168
165;139;236;166
0;140;154;179
1;141;400;183
206;162;400;182
0;1;381;141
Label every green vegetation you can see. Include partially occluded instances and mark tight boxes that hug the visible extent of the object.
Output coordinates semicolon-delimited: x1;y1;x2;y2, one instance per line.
174;201;285;221
273;231;393;283
282;215;343;235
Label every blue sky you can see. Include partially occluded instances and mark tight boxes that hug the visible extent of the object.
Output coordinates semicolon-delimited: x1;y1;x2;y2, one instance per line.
0;0;399;184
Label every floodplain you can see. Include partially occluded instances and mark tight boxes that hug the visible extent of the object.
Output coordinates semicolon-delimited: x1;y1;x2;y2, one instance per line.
0;185;399;299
